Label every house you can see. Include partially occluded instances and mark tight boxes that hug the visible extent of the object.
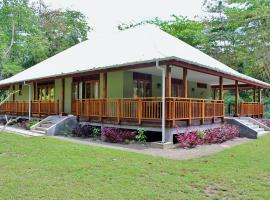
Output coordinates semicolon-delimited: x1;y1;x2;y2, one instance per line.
0;25;269;142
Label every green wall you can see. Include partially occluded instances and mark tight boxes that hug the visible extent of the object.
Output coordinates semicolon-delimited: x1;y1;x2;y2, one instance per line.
107;71;124;98
54;79;62;112
13;83;34;101
64;78;72;113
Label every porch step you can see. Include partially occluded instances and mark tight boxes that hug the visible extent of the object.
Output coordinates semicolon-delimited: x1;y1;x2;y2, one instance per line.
234;117;270;138
30;115;77;136
31;129;46;134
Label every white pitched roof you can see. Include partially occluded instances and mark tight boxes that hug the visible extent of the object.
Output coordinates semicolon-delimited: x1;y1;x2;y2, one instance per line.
0;24;269;87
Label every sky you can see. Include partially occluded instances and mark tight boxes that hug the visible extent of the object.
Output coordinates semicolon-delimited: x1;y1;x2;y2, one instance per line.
34;0;206;33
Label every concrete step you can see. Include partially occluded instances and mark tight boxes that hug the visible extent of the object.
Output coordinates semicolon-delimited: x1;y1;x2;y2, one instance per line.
257;131;269;137
31;129;46;134
253;128;265;132
35;127;48;132
40;123;54;128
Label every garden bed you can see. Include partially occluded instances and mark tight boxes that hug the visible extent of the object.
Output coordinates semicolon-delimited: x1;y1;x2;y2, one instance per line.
174;125;240;148
71;122;147;144
256;118;270;128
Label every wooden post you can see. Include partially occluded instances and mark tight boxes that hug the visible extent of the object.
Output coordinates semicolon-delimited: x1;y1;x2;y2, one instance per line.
219;77;223;100
61;78;65;114
253;87;256;103
103;72;107;98
172;98;176;128
234;80;239;117
138;98;142;125
76;100;79;116
182;68;188;98
117;98;121;124
201;100;205;125
99;99;103;122
258;89;261;103
212;101;216;123
166;65;171;98
188;99;192;125
213;88;216;100
38;101;41;117
12;85;15;101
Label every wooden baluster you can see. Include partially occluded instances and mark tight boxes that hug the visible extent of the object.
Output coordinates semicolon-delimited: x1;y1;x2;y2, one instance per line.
99;99;103;122
188;99;192;126
117;98;121;124
48;100;51;115
212;101;215;123
76;100;79;116
172;98;176;128
201;100;205;125
38;101;41;117
138;98;142;126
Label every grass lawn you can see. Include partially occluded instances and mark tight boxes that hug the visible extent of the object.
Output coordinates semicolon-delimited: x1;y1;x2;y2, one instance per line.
0;133;270;200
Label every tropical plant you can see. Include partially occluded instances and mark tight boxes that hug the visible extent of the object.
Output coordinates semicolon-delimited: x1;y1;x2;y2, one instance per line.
135;128;147;143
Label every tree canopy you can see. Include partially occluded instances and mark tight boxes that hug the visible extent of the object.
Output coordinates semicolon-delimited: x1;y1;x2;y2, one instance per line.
0;0;90;79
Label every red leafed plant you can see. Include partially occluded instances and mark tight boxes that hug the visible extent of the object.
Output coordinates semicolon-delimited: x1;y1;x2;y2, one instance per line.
175;125;240;148
101;128;136;143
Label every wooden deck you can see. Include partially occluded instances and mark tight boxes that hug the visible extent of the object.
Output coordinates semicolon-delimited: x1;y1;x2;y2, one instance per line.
0;98;264;127
0;100;59;117
71;97;225;127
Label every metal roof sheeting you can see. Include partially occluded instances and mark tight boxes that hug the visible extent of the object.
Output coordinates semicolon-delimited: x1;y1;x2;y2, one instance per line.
0;24;269;88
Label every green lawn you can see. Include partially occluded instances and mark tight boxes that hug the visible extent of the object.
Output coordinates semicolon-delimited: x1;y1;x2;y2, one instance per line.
0;133;270;200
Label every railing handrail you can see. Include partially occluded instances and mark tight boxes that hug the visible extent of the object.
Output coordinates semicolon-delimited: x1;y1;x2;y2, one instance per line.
74;97;224;103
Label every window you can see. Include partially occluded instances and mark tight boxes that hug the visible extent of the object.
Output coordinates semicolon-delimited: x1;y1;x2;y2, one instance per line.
171;79;182;97
133;73;152;98
197;83;207;89
84;80;99;99
72;82;79;100
37;84;54;101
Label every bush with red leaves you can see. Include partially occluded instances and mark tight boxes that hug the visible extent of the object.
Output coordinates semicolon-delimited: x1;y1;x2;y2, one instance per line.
175;125;240;148
101;128;136;143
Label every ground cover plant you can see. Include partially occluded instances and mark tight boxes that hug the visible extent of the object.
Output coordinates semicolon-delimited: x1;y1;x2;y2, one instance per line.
0;133;270;199
257;119;270;128
175;125;240;148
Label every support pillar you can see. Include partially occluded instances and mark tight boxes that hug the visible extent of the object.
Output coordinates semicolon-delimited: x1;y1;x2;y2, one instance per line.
234;80;239;117
166;65;171;98
253;87;257;102
182;68;188;98
258;89;262;103
61;78;65;114
103;72;107;98
219;77;223;100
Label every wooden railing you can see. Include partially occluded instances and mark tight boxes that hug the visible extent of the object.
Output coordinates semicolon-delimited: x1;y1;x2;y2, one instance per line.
0;100;59;116
72;97;225;127
240;102;263;117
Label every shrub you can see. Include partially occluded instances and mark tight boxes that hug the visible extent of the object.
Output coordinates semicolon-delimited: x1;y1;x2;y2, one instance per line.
135;128;147;143
175;125;240;148
101;128;136;143
257;119;270;128
91;127;101;138
72;123;92;138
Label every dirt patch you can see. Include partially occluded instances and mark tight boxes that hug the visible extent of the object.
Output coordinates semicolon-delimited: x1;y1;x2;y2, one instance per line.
204;184;232;199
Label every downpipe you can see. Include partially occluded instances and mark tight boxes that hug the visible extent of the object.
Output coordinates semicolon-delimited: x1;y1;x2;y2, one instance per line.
156;60;166;143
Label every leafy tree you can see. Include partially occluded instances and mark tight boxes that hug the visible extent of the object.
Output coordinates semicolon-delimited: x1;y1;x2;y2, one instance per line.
0;0;90;79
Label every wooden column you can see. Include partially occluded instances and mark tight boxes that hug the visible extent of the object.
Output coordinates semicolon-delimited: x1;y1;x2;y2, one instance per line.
258;89;262;103
253;87;257;102
61;78;65;114
213;88;216;100
234;80;239;117
165;65;171;97
103;72;107;98
12;85;15;101
219;77;223;100
34;81;37;100
182;68;188;98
